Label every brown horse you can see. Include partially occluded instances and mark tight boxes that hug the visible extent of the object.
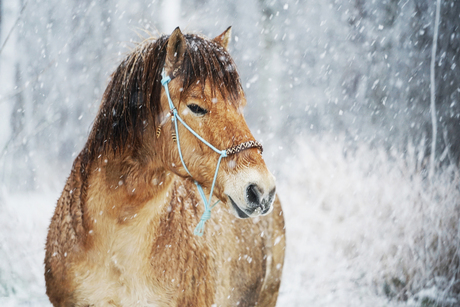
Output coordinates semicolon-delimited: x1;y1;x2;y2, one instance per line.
44;27;285;307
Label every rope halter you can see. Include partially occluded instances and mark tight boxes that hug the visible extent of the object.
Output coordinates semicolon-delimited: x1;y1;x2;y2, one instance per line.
160;69;263;236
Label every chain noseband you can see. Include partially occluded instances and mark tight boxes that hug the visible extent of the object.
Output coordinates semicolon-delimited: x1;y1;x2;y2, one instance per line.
161;69;262;236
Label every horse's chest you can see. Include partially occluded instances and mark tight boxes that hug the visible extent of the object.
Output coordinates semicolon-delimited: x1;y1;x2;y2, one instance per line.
73;225;266;306
147;204;269;306
71;248;168;306
72;191;269;306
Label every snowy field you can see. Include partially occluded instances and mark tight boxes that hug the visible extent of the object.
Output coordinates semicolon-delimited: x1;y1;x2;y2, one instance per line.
0;191;55;306
3;136;458;306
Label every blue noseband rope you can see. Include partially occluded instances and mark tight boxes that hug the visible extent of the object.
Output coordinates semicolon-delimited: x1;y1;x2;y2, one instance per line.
160;69;263;236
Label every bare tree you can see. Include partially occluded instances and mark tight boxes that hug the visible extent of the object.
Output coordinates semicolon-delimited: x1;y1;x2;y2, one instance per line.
429;0;441;179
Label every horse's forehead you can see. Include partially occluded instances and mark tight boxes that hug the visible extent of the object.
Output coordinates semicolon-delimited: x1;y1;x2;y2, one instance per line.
183;83;245;107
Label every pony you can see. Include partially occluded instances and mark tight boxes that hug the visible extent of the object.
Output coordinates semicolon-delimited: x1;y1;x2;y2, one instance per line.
44;27;285;307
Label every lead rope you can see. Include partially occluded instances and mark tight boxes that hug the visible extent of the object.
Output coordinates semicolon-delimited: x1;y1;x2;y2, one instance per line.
161;69;227;236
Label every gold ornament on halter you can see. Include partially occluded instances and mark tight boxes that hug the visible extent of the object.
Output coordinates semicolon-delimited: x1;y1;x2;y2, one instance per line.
156;125;162;138
171;132;177;142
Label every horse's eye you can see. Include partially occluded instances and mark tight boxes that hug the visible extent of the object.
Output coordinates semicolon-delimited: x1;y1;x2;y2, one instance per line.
187;104;208;115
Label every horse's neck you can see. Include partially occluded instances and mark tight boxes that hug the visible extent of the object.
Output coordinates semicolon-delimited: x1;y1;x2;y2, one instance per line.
62;146;207;254
87;156;174;218
71;156;179;259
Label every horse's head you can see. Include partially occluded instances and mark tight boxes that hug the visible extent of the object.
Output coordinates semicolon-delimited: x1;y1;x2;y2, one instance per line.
159;27;276;219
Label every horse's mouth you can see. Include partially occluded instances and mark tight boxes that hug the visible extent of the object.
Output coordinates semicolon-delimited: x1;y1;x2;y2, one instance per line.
228;196;250;219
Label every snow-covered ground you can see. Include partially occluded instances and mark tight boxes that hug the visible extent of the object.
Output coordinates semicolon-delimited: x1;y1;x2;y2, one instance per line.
0;191;56;306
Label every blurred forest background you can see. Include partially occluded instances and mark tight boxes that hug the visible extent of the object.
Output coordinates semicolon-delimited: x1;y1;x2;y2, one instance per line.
1;0;459;306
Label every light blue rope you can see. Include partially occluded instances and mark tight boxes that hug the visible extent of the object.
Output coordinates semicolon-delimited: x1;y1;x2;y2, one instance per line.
161;70;227;236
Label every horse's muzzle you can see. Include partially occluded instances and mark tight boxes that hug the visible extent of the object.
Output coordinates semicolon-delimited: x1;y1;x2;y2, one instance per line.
246;184;275;214
227;184;275;219
224;166;276;219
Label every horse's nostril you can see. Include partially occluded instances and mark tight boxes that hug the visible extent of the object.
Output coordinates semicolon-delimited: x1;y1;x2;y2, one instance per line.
246;184;262;207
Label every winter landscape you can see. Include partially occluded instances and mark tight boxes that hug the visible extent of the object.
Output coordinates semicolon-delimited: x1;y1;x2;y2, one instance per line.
1;0;460;306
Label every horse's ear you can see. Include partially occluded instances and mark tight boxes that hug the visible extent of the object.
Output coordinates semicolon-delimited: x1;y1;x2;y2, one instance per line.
213;26;232;50
165;27;186;79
